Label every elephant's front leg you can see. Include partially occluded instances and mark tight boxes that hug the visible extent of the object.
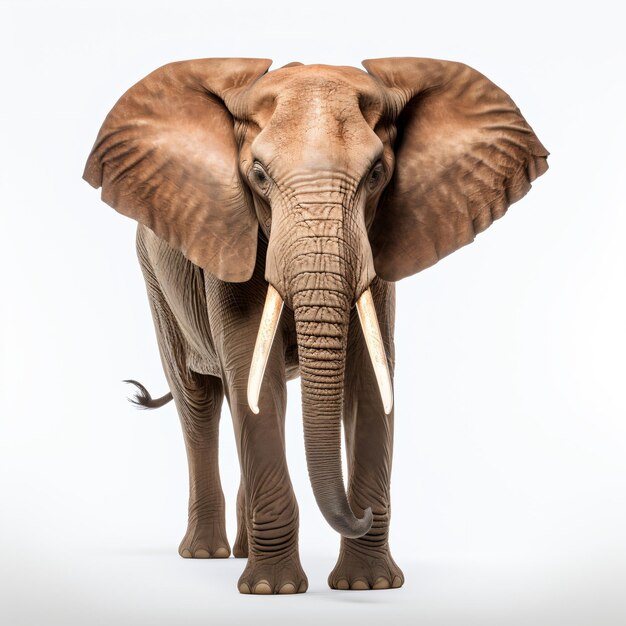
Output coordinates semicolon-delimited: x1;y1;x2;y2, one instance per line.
329;279;404;590
215;292;307;594
229;348;307;593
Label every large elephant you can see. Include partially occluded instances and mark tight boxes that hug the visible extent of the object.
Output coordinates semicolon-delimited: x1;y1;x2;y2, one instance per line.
83;57;548;594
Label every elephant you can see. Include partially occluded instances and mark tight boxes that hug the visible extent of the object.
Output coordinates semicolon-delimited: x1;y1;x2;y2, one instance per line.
83;57;548;594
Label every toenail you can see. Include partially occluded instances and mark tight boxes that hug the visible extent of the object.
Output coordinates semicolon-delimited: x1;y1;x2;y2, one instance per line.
335;579;349;590
254;581;272;594
298;581;308;593
373;577;390;589
278;583;296;594
391;576;403;588
239;582;251;594
351;580;369;590
213;547;230;558
180;549;192;558
194;549;210;558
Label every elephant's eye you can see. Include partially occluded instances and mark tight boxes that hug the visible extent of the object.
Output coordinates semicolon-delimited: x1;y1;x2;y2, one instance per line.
250;162;271;194
367;161;385;191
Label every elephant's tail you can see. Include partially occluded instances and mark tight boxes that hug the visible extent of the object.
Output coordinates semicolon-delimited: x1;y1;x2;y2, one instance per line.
123;379;173;409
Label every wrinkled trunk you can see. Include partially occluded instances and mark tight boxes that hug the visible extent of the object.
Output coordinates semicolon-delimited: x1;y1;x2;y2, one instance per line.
289;237;373;538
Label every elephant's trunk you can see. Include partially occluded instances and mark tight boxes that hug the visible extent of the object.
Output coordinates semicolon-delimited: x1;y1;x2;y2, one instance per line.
289;240;372;538
250;192;390;538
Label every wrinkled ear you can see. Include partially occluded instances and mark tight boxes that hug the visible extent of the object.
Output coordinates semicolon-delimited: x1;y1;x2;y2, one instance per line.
363;57;549;282
83;58;272;282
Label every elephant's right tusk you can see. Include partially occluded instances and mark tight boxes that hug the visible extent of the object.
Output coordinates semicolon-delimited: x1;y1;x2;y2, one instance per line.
247;284;284;414
356;288;394;415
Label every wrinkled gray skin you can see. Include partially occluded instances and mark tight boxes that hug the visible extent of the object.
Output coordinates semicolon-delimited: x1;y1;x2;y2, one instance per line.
84;58;548;595
137;227;398;594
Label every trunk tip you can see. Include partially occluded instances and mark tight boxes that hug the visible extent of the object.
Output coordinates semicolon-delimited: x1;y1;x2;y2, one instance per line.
339;507;374;539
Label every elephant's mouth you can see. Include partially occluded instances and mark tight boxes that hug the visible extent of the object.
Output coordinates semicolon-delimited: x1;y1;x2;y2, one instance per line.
247;284;393;416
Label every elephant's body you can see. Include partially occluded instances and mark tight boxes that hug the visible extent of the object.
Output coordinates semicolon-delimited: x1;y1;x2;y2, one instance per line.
136;223;399;593
85;57;547;594
138;225;300;381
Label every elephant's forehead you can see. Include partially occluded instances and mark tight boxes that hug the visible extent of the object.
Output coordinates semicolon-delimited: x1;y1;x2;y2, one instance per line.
245;64;385;126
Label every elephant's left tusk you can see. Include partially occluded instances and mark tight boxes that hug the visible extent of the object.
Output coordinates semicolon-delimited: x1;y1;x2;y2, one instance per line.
247;284;284;414
356;288;394;415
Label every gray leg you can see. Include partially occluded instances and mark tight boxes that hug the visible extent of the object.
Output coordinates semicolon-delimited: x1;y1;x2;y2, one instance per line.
139;244;229;559
205;269;307;594
329;278;404;589
233;479;249;558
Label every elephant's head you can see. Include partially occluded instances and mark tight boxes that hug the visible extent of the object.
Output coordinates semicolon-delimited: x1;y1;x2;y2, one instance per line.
84;58;548;538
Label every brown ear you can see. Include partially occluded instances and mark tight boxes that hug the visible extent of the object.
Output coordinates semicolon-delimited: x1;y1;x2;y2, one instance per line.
83;58;272;282
363;57;549;282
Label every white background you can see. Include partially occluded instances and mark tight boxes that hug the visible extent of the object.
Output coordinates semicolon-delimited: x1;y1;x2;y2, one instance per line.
1;1;625;624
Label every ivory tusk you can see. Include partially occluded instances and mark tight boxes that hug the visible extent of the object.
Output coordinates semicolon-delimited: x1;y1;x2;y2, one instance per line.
355;288;394;415
247;284;284;414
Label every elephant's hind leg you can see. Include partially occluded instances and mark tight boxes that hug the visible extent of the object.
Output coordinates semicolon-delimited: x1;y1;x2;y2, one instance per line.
233;479;248;558
173;372;230;559
139;246;230;559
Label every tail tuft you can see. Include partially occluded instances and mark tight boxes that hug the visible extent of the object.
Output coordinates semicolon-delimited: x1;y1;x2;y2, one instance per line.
123;380;173;409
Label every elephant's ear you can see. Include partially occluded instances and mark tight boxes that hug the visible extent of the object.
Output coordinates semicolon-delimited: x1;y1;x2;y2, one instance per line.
83;58;272;282
362;57;549;282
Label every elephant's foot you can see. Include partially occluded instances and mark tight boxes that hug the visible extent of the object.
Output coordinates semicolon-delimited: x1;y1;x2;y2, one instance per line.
178;519;230;558
232;524;249;558
328;547;404;590
238;553;308;594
